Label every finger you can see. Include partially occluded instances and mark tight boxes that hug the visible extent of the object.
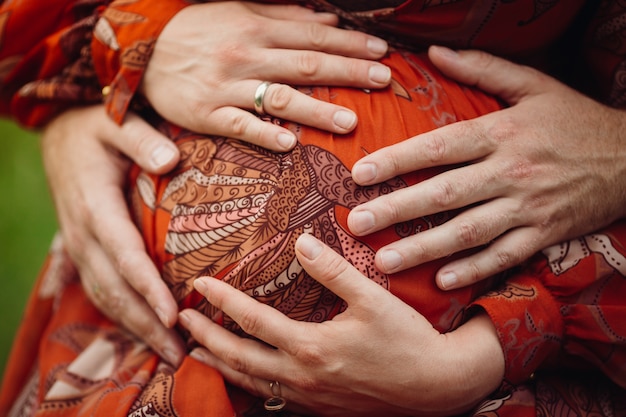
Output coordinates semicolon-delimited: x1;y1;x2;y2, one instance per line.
294;233;382;305
196;82;356;150
243;81;359;131
351;117;497;186
194;106;297;151
80;242;185;366
188;347;311;415
436;226;541;290
261;11;388;59
245;2;340;26
371;198;519;274
188;347;264;396
349;159;509;236
428;46;552;105
179;306;286;379
100;112;180;174
90;185;179;328
255;49;391;88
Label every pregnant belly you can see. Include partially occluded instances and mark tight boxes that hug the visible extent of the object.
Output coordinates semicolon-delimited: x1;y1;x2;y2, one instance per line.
127;51;502;336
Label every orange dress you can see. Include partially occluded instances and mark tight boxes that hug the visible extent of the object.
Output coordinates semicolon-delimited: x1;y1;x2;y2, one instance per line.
2;1;626;416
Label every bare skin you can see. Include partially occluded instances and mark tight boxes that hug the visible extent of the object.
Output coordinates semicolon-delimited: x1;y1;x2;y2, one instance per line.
180;234;504;416
41;2;390;366
142;1;391;150
349;46;626;290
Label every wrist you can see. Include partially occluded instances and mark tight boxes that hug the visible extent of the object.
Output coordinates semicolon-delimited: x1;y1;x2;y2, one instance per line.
446;312;505;409
91;0;190;124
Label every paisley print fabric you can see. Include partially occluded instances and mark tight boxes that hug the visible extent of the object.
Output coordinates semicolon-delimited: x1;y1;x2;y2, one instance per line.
2;1;626;417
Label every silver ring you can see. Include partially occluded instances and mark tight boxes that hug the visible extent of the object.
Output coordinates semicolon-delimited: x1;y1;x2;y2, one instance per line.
253;81;272;116
263;380;286;411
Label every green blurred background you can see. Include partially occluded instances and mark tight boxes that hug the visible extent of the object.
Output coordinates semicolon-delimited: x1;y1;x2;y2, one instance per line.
0;119;58;378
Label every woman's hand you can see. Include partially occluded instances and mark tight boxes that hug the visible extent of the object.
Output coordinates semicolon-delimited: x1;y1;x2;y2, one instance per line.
179;234;504;416
348;46;626;290
41;106;185;366
142;1;391;151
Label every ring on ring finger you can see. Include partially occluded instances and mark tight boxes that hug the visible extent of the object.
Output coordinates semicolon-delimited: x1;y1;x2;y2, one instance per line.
92;283;101;296
254;81;273;116
264;380;287;411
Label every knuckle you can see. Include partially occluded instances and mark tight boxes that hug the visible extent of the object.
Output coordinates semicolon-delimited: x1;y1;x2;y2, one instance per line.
430;180;456;208
60;226;86;259
465;261;484;285
267;84;292;112
240;15;265;38
213;41;250;68
317;254;351;285
293;375;324;393
296;51;323;79
226;112;251;137
189;101;216;124
409;240;431;260
305;22;328;49
456;221;481;247
487;117;516;145
423;134;447;163
237;307;265;337
503;158;534;182
223;345;251;374
493;248;515;270
383;199;404;224
343;60;364;83
104;288;124;318
292;342;325;366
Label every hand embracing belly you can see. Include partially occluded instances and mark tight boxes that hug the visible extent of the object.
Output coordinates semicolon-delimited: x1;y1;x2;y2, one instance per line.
128;51;502;336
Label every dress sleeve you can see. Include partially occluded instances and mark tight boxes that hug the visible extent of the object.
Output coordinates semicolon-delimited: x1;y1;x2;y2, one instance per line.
91;0;190;124
0;0;107;127
0;0;191;128
470;219;626;387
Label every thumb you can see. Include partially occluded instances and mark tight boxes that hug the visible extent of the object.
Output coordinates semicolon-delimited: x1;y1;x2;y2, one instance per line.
428;45;553;105
104;112;180;174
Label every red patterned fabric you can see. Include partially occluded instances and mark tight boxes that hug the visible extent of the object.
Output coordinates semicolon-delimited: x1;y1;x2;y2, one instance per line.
2;1;626;416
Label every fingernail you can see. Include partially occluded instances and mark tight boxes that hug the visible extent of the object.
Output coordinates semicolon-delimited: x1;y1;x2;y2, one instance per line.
333;110;357;131
314;12;337;20
193;278;208;294
432;45;458;59
178;311;190;326
297;234;323;260
151;145;177;168
352;162;377;184
162;347;182;367
348;210;375;235
155;307;169;327
189;348;207;363
379;249;403;272
439;272;458;289
277;132;296;150
369;64;391;84
367;37;388;55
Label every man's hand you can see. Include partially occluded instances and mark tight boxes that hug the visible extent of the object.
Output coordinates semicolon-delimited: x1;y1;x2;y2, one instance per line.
349;46;626;289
